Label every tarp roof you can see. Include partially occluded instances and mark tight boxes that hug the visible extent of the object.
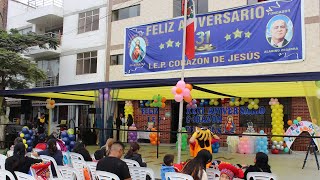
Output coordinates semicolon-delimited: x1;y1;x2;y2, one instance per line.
0;72;319;102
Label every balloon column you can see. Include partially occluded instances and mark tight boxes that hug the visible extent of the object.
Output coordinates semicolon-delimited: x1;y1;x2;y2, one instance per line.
238;137;254;154
128;124;138;143
212;141;220;153
176;127;188;151
248;99;260;110
209;99;219;106
255;130;269;154
149;128;159;145
316;81;320;99
46;99;55;109
99;88;110;101
269;98;285;154
171;80;193;103
124;101;134;119
61;129;76;151
20;126;35;152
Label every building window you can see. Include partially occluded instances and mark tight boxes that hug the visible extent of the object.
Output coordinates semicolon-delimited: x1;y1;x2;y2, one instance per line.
76;51;98;75
239;98;291;128
112;5;140;21
78;9;100;34
18;27;32;35
173;0;208;17
111;54;123;65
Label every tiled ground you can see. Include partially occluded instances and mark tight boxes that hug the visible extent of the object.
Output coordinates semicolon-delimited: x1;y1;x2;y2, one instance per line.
87;144;320;180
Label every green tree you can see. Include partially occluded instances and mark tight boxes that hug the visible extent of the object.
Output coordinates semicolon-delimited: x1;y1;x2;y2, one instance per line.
0;29;59;115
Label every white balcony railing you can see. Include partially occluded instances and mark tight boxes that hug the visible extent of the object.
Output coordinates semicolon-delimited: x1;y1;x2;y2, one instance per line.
35;76;59;87
27;0;63;8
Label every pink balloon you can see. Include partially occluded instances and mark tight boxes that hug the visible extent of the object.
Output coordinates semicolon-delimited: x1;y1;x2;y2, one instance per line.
174;94;183;102
171;87;177;95
176;80;186;89
192;104;197;109
104;94;109;100
104;88;109;93
186;104;191;109
182;88;190;97
99;94;103;100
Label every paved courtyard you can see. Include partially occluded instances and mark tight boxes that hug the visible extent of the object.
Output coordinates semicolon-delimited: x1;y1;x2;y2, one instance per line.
87;144;320;180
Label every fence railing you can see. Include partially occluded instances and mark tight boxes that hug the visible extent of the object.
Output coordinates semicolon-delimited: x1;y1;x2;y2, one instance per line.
35;76;59;87
27;0;63;8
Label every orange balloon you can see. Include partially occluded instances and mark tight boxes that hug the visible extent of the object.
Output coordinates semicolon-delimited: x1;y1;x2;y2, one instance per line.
176;88;183;94
185;84;193;91
151;128;156;131
151;141;156;145
161;103;166;108
287;120;293;126
154;99;158;103
184;95;192;103
150;133;156;139
161;97;167;103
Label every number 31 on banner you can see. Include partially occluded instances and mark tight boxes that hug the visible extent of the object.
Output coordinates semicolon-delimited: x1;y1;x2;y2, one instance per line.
196;31;211;45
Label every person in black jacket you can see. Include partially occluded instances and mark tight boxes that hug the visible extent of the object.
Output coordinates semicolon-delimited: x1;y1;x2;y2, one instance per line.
244;152;271;180
5;142;42;180
124;142;146;167
72;142;92;161
127;114;134;127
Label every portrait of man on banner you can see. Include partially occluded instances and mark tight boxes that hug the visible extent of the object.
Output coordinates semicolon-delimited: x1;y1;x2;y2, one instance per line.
266;15;293;48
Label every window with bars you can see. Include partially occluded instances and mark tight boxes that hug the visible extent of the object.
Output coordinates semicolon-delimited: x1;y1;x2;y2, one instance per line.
78;9;99;34
76;51;98;75
18;27;32;35
239;98;291;128
173;0;208;18
110;54;123;65
112;5;140;21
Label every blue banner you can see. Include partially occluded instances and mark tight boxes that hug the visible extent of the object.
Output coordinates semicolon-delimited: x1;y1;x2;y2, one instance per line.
124;0;304;75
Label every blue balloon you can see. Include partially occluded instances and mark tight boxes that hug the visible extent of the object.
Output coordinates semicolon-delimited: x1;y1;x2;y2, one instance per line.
27;146;33;152
204;101;209;106
69;141;75;148
66;145;70;151
140;103;144;108
68;134;75;141
260;141;264;146
213;148;219;153
62;137;70;145
29;130;33;136
22;127;29;134
200;102;204;107
61;131;68;138
27;140;33;146
256;146;261;152
259;130;265;134
265;150;269;154
231;98;235;102
263;137;268;141
284;137;289;142
31;136;35;141
24;134;31;140
215;143;220;148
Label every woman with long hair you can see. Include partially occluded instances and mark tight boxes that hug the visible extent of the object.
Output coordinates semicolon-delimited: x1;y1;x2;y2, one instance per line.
5;142;42;179
73;142;92;161
181;149;212;180
124;142;146;167
127;114;134;127
244;152;271;180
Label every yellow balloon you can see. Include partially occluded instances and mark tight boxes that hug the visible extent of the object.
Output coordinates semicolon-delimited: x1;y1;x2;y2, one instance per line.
25;144;28;149
297;117;302;121
20;133;24;138
253;104;259;110
23;139;26;144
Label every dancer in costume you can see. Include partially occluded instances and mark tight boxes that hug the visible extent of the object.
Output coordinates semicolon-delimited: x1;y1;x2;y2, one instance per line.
189;126;220;157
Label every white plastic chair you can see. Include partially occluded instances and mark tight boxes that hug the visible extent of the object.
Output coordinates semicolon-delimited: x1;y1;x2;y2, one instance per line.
207;168;220;179
0;169;15;180
14;171;36;180
96;170;120;180
58;166;81;179
0;154;7;169
70;152;85;162
247;172;277;180
40;155;63;178
129;167;155;180
122;159;140;167
165;172;194;180
86;161;97;179
71;159;87;179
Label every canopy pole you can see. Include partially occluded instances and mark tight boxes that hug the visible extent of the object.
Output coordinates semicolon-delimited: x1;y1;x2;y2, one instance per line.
177;0;188;164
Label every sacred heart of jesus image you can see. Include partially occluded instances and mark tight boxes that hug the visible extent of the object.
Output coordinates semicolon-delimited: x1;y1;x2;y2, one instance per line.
129;37;147;63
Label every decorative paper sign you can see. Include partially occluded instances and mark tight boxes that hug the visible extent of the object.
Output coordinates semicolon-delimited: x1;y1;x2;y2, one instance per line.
285;121;320;149
124;0;304;75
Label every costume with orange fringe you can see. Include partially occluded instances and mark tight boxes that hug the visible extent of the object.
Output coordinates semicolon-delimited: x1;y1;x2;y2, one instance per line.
189;127;220;157
218;163;244;180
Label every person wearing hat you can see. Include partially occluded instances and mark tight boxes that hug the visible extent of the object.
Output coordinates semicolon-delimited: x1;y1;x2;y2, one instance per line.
218;163;244;180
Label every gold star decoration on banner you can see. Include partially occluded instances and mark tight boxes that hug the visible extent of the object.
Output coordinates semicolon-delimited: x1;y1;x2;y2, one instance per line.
233;29;243;39
159;43;164;50
166;39;174;48
225;34;231;41
175;41;181;47
245;31;252;38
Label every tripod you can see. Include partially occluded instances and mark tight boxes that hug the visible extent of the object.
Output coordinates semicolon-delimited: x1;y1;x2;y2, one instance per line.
302;140;319;170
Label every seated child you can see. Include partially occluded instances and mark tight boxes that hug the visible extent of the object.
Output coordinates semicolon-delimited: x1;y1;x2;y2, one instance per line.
161;154;175;180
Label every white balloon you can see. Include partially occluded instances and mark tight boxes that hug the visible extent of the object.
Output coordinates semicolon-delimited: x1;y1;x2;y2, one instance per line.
272;145;276;149
273;141;278;145
279;141;283;145
280;146;284;150
276;145;281;149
